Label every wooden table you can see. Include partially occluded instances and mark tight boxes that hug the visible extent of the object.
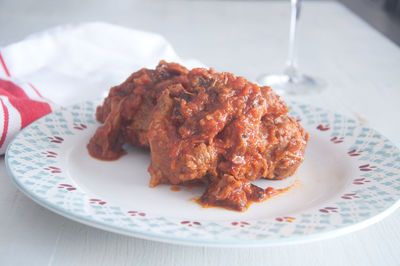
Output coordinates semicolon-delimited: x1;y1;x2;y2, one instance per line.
1;1;400;265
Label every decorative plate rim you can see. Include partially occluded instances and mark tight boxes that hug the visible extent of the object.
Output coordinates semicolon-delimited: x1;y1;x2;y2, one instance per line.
6;174;400;247
5;100;400;247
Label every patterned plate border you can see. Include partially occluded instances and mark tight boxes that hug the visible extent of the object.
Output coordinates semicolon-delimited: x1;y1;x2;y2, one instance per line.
5;101;400;247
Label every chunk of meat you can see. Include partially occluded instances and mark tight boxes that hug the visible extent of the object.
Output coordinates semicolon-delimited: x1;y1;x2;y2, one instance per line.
87;61;309;211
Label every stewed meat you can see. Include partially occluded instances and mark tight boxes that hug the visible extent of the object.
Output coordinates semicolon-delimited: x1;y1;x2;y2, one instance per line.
87;61;309;211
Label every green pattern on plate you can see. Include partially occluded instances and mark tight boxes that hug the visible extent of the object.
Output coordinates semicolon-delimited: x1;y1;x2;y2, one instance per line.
5;101;400;246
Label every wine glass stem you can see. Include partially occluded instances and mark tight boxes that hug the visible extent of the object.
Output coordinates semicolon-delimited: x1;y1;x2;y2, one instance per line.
285;0;301;79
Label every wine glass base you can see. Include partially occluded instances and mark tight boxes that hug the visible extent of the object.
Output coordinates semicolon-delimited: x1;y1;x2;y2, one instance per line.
257;73;325;95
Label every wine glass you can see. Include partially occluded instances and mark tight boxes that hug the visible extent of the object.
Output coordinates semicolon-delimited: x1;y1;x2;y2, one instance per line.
257;0;324;95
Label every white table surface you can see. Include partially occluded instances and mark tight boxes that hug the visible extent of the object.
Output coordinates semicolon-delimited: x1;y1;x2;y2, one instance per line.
1;0;400;265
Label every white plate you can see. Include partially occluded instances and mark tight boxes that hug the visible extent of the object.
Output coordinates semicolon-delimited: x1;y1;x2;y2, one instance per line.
5;101;400;247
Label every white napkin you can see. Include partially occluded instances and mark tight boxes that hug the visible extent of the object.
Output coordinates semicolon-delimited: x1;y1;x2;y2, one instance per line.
0;22;204;154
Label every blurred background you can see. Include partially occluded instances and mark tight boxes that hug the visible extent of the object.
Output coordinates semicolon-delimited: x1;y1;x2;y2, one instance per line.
0;0;399;47
339;0;400;45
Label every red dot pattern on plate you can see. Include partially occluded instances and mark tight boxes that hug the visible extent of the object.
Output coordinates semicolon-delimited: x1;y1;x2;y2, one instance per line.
73;123;87;130
128;211;146;217
231;221;250;227
319;207;338;213
348;149;362;157
330;136;344;144
41;151;57;158
275;217;295;223
89;199;107;205
316;124;330;131
44;166;62;173
359;164;377;172
353;178;371;185
58;184;76;191
48;136;64;143
181;221;201;227
341;193;360;200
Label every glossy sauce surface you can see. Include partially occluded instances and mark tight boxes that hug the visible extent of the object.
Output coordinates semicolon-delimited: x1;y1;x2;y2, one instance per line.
87;61;308;211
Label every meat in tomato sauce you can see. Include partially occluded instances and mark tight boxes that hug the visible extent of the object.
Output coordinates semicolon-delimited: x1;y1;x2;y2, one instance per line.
87;61;309;211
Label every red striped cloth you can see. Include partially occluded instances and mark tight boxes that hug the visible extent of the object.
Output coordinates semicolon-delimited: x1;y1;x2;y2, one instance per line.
0;51;55;154
0;23;203;155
